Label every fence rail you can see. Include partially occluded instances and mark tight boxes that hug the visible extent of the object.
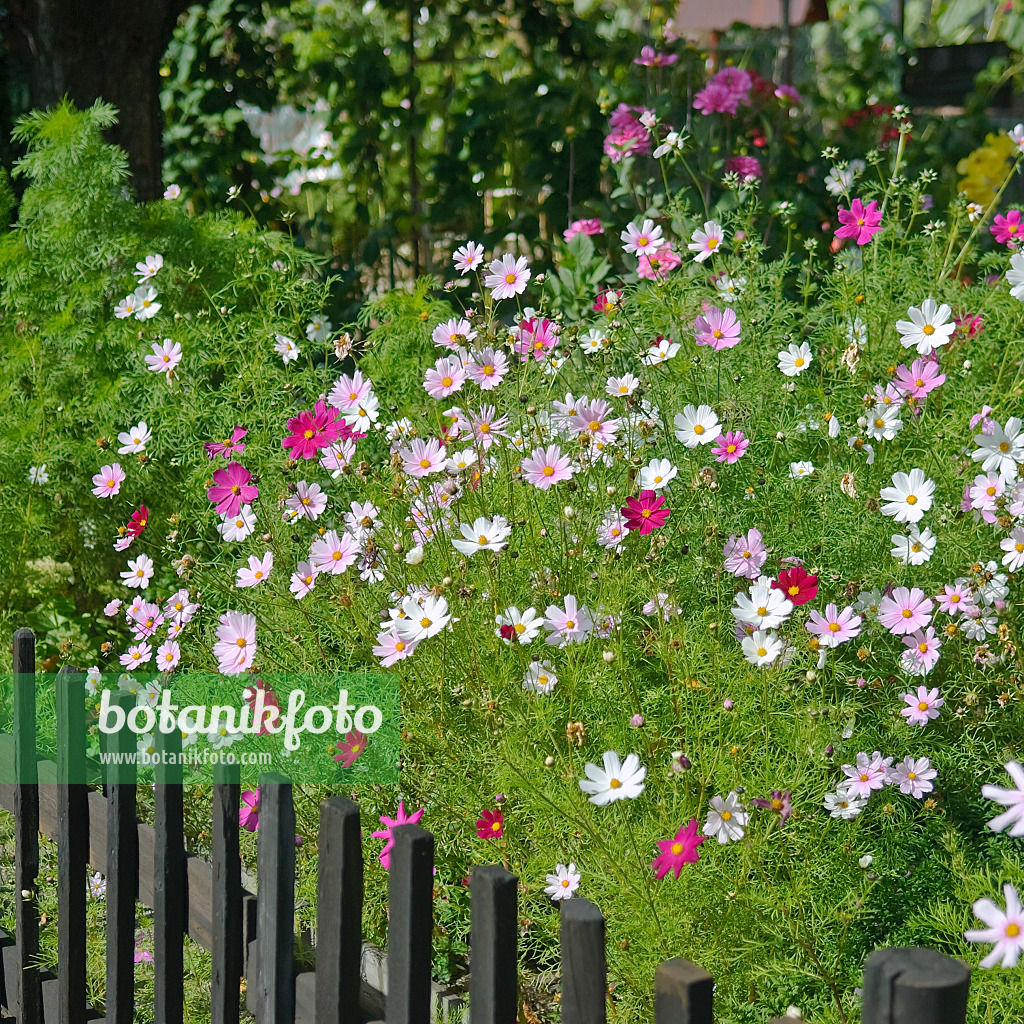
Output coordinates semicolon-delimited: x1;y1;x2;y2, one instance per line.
0;629;974;1023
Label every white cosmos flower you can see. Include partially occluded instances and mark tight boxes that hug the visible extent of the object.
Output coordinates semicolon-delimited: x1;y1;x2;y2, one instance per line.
733;584;793;629
523;659;558;694
891;525;936;566
972;417;1024;480
117;420;152;454
982;761;1024;837
496;606;543;645
451;515;512;556
544;862;581;901
789;461;815;479
639;458;678;491
1007;252;1024;299
824;788;868;819
218;505;257;542
778;342;813;376
703;791;748;843
895;298;955;355
879;468;935;524
673;404;720;447
741;629;783;666
578;750;646;805
865;402;903;441
621;218;664;256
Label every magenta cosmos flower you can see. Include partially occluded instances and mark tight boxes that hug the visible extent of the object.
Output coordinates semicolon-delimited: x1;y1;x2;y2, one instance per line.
651;819;706;880
621;490;671;535
724;155;762;180
693;81;741;116
372;801;425;870
694;306;741;350
835;198;883;246
991;209;1023;245
476;808;504;839
207;462;258;518
282;400;342;460
239;789;260;832
750;790;793;822
893;358;945;398
334;729;368;767
204;426;247;460
712;431;748;464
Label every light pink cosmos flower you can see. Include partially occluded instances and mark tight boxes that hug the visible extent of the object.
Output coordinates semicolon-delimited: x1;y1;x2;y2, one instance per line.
156;640;181;673
453;242;484;274
372;628;419;667
571;399;621;445
521;444;574;490
835;198;883;246
621;218;665;256
310;530;359;575
328;369;373;412
204;426;248;460
901;685;944;726
637;246;681;279
424;356;467;399
372;801;425;869
712;431;748;464
213;611;257;675
399;438;446;478
635;45;678;67
468;404;509;449
606;373;640;398
723;528;767;579
543;595;594;647
207;462;258;519
289;561;318;600
120;643;152;668
285;481;328;521
467;347;508;390
236;551;273;588
887;756;936;798
104;599;123;616
981;761;1024;837
431;317;477;350
806;603;862;647
841;751;893;799
878;586;934;636
688;221;725;262
484;255;531;300
92;463;126;498
145;339;182;375
120;554;155;590
694;306;741;350
934;582;972;616
964;883;1024;967
902;626;942;672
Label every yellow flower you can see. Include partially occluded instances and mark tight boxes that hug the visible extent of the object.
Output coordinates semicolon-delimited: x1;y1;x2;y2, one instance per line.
957;132;1016;206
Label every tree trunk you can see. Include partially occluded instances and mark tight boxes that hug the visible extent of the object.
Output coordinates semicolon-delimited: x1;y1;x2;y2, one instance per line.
3;0;194;201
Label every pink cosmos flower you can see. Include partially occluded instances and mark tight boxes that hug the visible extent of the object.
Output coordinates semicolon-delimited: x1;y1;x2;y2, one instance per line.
969;405;997;435
207;462;258;519
372;628;419;667
120;643;152;668
835;198;883;246
286;481;328;521
841;751;893;799
282;400;342;460
621;490;671;535
424;356;467;399
521;444;574;490
431;317;477;350
564;219;603;241
328;369;373;412
723;528;767;579
92;463;126;499
543;595;593;647
513;317;559;362
635;45;678;67
145;339;182;375
334;730;368;767
750;790;793;822
878;586;933;636
969;472;1004;512
887;755;936;798
651;819;706;880
372;801;425;869
452;242;484;274
204;426;248;460
467;347;508;390
476;808;504;839
902;626;942;672
806;603;862;647
725;155;762;180
711;431;748;463
213;610;257;676
603;104;653;162
893;358;945;398
711;67;753;100
236;551;273;588
571;399;621;445
954;312;983;337
774;84;803;105
309;530;359;575
289;560;318;600
637;246;681;280
693;81;741;116
901;685;944;726
935;582;972;616
991;209;1023;245
469;404;510;449
694;306;741;350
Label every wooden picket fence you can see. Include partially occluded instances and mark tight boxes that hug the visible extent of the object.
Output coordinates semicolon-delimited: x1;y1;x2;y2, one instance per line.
0;628;975;1024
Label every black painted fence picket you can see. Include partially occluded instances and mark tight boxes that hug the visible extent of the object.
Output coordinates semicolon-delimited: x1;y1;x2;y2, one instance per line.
0;629;974;1024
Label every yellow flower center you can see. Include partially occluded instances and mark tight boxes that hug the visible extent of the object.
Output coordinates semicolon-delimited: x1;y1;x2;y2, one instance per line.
828;622;841;632
694;424;705;435
478;535;488;544
543;466;554;476
304;429;315;439
918;642;928;653
492;821;501;831
757;647;767;657
1000;441;1011;452
505;273;517;284
795;358;805;367
771;799;784;811
420;617;431;628
442;377;453;387
419;459;431;468
922;324;935;336
1007;923;1021;937
609;778;621;789
720;810;731;820
707;238;719;249
902;608;913;618
906;494;917;505
670;842;684;854
395;641;405;651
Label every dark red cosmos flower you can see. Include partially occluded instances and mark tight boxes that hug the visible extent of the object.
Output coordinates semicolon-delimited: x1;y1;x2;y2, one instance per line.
476;808;504;839
126;504;149;537
771;566;818;606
